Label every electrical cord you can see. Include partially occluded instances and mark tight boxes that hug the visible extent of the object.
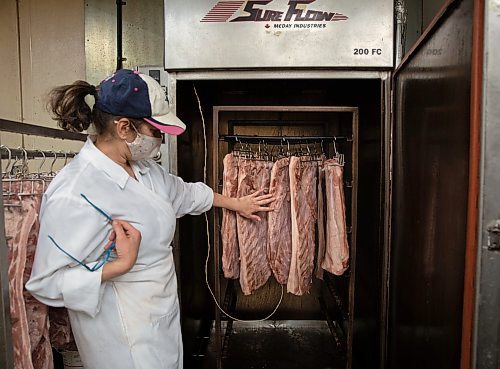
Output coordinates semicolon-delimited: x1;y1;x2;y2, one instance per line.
193;84;283;322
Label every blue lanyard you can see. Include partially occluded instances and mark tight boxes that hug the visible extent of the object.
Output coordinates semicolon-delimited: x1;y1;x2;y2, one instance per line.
48;193;116;272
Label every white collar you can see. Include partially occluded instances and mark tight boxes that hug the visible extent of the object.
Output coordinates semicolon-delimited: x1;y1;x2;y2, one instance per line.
78;138;131;189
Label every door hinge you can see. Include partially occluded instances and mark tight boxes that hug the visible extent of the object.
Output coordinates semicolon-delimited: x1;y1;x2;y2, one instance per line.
486;219;500;251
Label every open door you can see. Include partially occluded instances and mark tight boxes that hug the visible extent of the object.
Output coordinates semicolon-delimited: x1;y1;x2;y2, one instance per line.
387;0;477;368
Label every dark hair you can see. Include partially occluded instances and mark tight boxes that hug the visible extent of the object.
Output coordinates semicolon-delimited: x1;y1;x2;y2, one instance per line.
48;80;142;134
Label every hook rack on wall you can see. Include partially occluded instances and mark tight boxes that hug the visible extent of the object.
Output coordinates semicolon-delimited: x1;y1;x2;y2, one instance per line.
0;147;77;160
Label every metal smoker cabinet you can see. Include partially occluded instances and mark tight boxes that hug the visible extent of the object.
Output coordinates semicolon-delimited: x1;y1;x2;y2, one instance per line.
162;0;497;368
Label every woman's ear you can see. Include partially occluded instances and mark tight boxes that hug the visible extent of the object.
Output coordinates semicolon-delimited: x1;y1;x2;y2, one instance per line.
114;118;132;140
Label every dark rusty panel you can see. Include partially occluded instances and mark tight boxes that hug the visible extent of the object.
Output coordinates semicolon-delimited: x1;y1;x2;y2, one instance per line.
390;0;473;368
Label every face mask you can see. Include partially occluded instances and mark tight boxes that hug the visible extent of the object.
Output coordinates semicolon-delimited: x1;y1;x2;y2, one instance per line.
125;123;162;161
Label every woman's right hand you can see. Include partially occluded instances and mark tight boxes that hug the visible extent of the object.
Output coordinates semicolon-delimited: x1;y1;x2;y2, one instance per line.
102;220;142;281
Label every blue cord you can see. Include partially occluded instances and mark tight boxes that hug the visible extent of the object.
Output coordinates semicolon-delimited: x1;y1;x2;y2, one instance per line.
48;194;115;271
80;193;113;222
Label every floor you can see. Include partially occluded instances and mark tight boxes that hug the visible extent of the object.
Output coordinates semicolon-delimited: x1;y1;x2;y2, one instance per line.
201;320;346;369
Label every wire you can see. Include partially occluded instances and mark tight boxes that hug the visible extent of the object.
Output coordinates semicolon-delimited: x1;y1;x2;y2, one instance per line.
80;193;113;222
193;84;284;322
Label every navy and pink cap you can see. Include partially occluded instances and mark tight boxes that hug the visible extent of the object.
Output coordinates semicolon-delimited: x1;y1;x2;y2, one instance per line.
94;69;186;136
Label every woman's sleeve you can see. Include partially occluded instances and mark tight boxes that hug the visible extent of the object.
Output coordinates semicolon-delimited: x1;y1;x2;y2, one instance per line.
25;194;110;318
163;172;214;218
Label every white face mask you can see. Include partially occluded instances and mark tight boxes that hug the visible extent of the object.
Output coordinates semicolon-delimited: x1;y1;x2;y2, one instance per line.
124;123;162;161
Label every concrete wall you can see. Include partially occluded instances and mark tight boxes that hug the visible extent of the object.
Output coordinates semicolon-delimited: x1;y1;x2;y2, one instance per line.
0;0;86;164
0;0;164;173
85;0;164;85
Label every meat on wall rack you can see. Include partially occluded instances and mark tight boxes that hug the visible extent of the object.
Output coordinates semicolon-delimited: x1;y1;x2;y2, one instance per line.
0;118;85;369
1;147;77;160
210;106;359;369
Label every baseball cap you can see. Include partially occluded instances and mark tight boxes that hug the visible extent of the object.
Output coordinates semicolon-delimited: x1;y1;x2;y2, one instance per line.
94;69;186;135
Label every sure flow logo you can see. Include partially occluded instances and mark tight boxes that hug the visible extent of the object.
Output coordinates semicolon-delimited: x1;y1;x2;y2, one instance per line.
201;0;348;28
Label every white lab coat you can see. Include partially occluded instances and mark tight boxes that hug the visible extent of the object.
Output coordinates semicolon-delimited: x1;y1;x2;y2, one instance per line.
26;138;213;369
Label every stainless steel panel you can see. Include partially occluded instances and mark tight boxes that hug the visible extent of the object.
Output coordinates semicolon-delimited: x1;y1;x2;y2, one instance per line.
474;0;500;367
165;0;394;69
389;0;473;368
170;70;388;81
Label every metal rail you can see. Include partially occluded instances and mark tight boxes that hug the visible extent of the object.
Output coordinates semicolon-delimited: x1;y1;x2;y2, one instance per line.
220;135;351;144
0;119;86;142
0;147;77;160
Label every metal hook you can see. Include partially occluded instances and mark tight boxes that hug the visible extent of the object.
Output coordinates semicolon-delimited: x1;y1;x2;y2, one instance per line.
10;149;23;177
61;151;68;166
332;138;339;157
37;150;46;175
49;151;58;174
232;136;238;153
0;145;12;175
22;148;29;178
21;147;28;163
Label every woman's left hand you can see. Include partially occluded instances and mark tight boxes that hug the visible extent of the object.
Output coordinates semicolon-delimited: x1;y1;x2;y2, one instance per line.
236;189;275;221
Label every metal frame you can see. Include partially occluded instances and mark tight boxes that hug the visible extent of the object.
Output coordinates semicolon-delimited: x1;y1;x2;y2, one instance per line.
379;72;393;369
473;0;500;367
170;70;390;82
211;105;359;369
165;69;391;369
0;160;13;369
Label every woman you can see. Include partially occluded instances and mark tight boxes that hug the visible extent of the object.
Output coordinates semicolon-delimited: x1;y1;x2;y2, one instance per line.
26;69;273;369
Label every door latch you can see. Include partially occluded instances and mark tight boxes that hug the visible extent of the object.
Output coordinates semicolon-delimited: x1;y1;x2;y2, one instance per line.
486;219;500;251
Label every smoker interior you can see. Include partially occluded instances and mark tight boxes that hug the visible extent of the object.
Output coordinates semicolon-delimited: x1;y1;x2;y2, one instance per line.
175;79;384;369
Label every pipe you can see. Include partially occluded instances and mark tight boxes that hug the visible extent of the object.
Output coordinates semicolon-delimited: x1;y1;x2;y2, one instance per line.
116;0;126;70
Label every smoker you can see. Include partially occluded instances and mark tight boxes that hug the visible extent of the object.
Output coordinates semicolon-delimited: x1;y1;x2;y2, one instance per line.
154;0;488;368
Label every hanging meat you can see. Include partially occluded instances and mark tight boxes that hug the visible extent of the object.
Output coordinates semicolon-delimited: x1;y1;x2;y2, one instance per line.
23;184;54;369
48;307;77;351
5;182;36;369
267;157;292;285
315;157;327;280
321;158;350;275
221;153;240;279
287;157;318;296
4;181;54;369
236;158;273;295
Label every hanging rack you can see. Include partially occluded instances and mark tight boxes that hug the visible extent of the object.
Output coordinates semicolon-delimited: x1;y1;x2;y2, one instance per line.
220;135;352;144
0;120;85;369
0;147;76;160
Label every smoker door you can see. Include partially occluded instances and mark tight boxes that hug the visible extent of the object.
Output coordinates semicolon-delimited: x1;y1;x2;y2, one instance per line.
388;0;473;368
